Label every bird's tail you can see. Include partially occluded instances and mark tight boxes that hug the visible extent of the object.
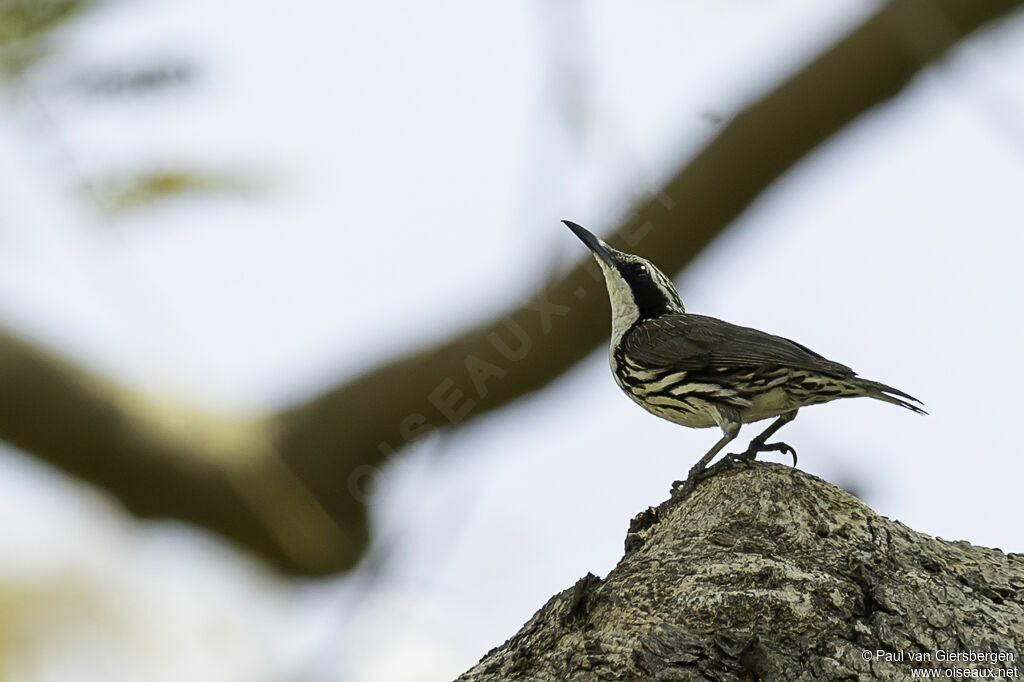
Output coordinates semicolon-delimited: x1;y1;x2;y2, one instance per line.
853;378;928;415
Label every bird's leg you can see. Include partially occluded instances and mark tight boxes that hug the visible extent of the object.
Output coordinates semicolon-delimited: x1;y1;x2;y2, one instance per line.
684;420;740;482
729;410;799;466
673;411;744;496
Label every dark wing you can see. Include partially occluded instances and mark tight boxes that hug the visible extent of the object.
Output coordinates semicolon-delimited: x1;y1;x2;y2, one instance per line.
623;313;856;378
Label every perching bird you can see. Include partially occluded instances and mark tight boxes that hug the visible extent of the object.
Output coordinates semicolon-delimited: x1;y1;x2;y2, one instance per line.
564;220;925;484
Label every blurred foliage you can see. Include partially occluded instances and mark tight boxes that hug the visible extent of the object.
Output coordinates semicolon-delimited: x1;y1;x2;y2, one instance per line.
0;577;136;679
0;1;272;221
0;0;94;77
82;169;267;215
69;60;194;96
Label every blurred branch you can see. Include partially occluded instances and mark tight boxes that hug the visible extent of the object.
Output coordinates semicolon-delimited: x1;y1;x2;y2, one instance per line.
1;0;1020;575
0;329;362;573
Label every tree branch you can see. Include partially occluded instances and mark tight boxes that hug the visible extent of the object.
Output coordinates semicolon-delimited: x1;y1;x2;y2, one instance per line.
0;329;362;573
458;464;1024;681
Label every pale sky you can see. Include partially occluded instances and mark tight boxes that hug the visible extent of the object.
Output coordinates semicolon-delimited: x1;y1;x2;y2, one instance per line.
1;1;1023;680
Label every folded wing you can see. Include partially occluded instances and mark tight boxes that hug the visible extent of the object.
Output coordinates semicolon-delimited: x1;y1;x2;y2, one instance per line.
623;313;856;378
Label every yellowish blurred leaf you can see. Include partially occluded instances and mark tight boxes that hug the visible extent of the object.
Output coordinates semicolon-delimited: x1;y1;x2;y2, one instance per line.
81;169;268;216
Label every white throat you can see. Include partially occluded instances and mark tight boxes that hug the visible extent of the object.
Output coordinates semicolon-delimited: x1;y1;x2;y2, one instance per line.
596;259;639;347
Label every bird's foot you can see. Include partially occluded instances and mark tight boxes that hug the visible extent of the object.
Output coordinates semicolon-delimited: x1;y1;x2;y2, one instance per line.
727;441;797;467
724;450;755;465
672;477;695;498
764;441;797;467
673;461;719;497
675;440;798;498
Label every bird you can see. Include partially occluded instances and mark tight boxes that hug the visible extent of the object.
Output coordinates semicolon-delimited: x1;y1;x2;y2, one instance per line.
563;219;925;486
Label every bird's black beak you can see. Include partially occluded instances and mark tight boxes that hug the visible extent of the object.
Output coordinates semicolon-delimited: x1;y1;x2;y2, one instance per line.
563;220;616;267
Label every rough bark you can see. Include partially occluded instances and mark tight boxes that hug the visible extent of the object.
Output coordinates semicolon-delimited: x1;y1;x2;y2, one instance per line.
1;0;1022;575
458;463;1024;682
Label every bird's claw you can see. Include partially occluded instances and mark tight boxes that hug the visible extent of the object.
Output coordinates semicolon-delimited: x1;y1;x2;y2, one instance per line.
725;450;755;465
728;440;798;467
677;439;798;499
763;441;798;467
674;461;719;497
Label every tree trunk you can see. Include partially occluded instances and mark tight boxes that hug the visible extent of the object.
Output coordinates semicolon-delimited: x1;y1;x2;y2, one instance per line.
457;463;1024;681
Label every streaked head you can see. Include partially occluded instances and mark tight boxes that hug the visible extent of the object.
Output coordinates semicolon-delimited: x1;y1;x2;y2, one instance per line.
563;220;684;338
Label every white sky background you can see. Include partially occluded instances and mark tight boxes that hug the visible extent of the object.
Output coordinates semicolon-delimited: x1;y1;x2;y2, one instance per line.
1;0;1023;680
